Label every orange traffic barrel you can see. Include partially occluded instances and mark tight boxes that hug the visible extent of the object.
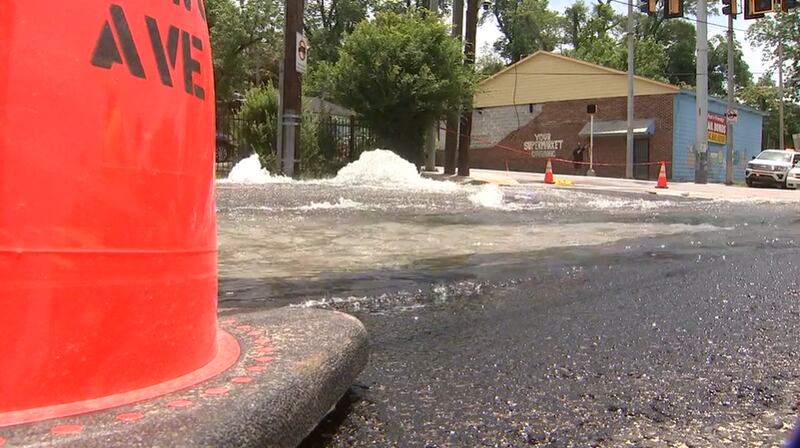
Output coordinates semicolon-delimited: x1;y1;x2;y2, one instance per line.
0;1;225;420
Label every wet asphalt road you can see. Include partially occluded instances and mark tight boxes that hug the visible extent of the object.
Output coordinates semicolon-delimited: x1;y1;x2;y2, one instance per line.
216;182;800;447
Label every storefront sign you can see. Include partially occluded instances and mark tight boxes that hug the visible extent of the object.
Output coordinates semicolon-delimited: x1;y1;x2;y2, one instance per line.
524;133;563;158
708;113;727;145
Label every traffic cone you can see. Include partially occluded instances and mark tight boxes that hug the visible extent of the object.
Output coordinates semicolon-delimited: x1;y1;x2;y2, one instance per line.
655;161;668;189
544;158;555;184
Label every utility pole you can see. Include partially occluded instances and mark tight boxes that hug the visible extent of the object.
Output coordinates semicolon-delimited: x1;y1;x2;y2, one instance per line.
725;11;735;184
695;0;708;184
778;39;785;149
444;0;464;175
424;0;440;171
588;113;596;176
457;0;478;177
625;0;634;179
280;0;303;176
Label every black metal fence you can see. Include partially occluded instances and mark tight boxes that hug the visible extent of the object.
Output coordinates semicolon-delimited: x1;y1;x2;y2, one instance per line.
215;106;247;176
214;104;379;176
313;114;380;166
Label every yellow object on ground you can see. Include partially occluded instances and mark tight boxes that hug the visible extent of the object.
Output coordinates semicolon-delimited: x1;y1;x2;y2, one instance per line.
555;179;574;186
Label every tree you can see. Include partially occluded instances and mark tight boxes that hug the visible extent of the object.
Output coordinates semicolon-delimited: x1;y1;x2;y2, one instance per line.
329;11;476;164
660;19;696;87
206;0;282;103
740;76;800;149
238;85;280;166
476;51;507;78
560;2;667;81
707;34;752;98
562;0;588;51
236;85;344;175
565;1;623;69
618;37;669;82
487;0;562;62
305;0;373;64
747;9;800;102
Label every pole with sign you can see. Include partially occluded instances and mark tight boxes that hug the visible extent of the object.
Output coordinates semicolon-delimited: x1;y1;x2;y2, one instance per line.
587;104;597;176
725;8;736;185
725;108;737;184
279;0;304;177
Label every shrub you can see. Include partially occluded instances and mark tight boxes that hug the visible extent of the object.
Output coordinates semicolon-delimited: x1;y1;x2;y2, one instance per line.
237;85;280;172
236;85;339;177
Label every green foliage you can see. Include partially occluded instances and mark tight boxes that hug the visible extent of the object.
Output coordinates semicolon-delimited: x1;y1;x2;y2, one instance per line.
205;0;282;103
562;3;667;82
747;9;800;102
623;37;669;82
476;51;507;78
235;85;343;177
557;0;750;92
304;61;339;98
237;85;280;171
740;76;800;149
563;2;623;69
708;35;752;98
305;0;374;64
329;11;476;164
487;0;561;62
562;0;589;51
660;20;696;87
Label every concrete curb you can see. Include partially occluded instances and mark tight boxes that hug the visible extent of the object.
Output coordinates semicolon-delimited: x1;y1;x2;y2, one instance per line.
1;308;368;448
421;171;520;186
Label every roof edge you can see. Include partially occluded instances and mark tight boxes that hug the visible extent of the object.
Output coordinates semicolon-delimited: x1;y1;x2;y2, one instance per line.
678;89;768;116
478;51;680;93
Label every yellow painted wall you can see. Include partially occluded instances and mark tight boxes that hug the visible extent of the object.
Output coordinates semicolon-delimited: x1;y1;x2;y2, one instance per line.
475;52;679;108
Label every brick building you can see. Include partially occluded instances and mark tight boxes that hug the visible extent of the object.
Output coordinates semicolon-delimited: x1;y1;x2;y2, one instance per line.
439;51;765;182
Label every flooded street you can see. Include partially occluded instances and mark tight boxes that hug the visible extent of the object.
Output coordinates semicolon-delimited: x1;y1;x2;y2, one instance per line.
216;152;800;447
218;183;718;281
217;153;733;310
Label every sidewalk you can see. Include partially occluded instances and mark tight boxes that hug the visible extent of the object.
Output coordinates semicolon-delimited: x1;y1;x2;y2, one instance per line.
468;168;800;203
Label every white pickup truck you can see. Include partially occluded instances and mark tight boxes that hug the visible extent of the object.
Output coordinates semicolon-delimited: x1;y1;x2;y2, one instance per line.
745;149;800;188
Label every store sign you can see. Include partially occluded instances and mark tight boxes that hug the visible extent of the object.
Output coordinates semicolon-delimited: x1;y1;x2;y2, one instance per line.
524;133;563;158
708;113;727;145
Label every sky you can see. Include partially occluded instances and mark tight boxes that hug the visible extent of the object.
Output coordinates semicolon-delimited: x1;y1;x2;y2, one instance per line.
473;1;770;82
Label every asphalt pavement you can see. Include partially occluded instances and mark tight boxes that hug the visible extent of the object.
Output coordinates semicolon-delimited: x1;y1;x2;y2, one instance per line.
217;179;800;448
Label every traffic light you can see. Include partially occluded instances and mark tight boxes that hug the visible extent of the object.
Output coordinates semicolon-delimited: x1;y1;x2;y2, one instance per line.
639;0;657;15
780;0;798;12
722;0;738;16
745;0;774;19
664;0;684;18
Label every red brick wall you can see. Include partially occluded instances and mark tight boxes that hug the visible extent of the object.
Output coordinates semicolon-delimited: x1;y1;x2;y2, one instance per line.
465;94;675;179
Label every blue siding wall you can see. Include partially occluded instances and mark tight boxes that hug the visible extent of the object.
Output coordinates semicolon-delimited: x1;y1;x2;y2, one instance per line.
672;91;764;182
